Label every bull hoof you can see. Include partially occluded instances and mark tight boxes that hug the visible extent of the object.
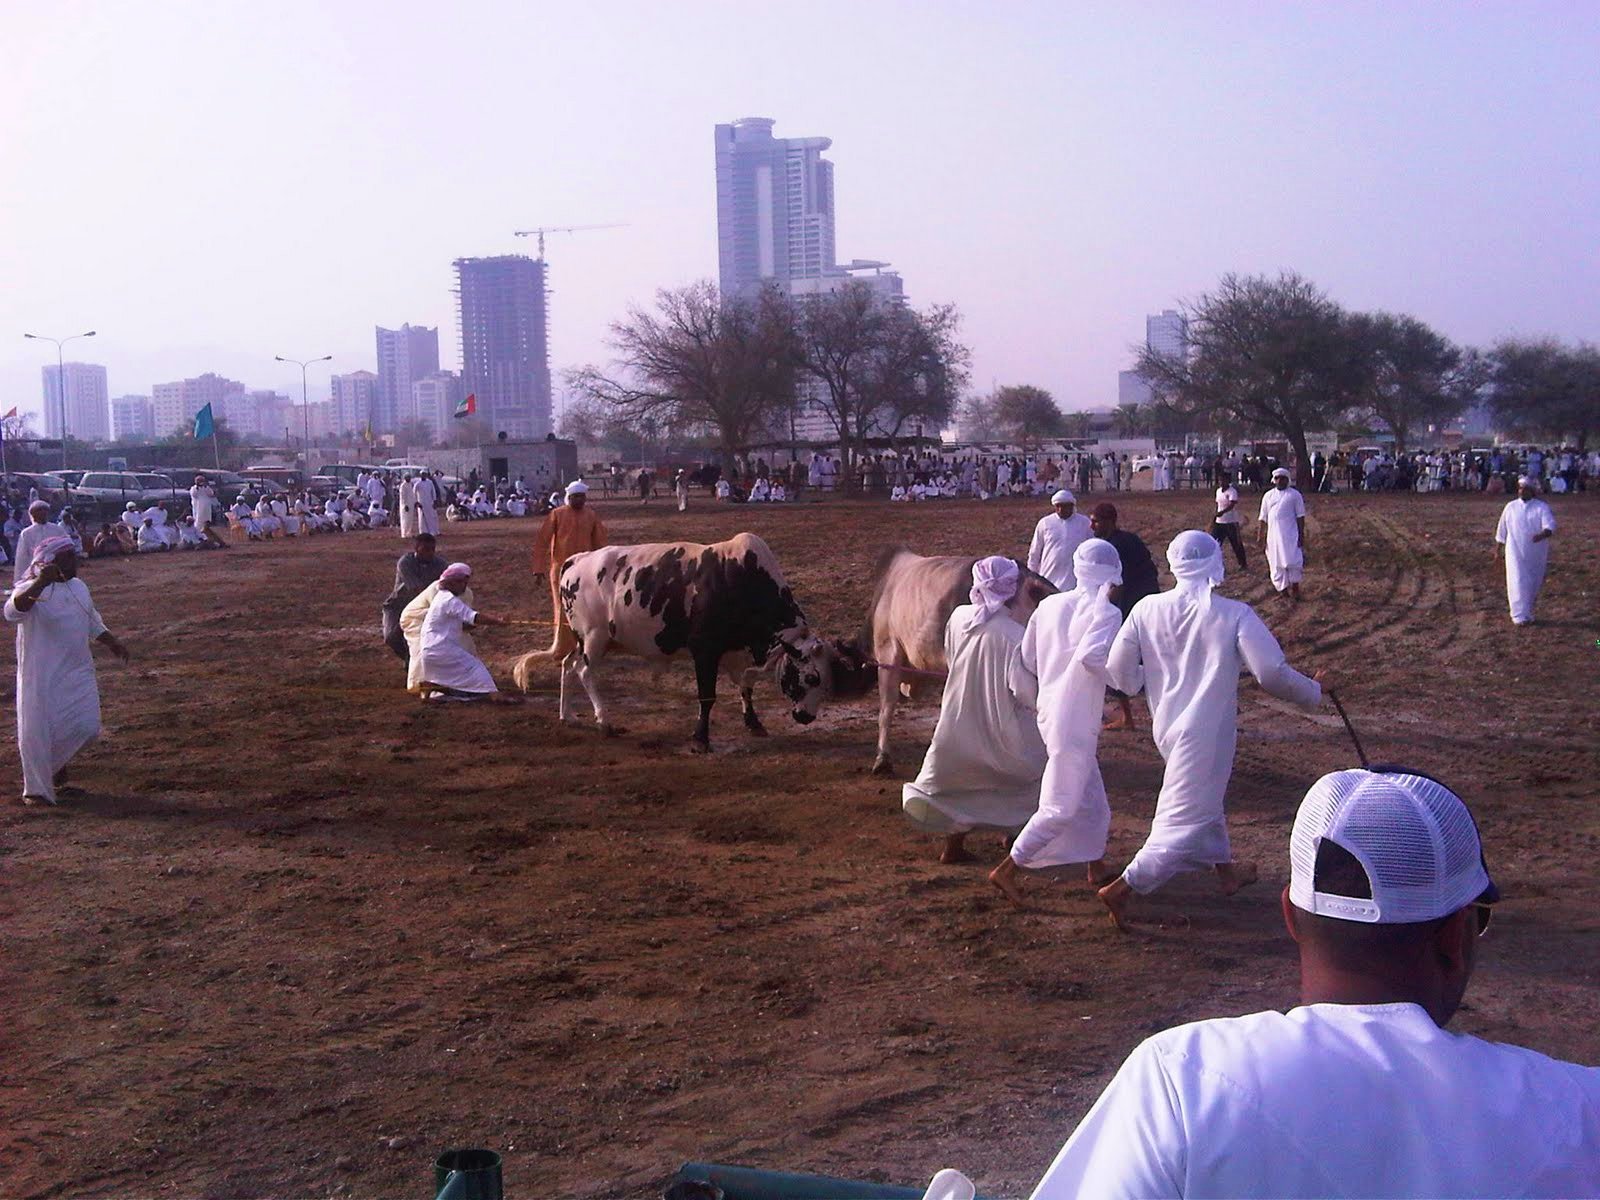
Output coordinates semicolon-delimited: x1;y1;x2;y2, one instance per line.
870;755;895;776
689;740;712;755
599;722;624;738
744;719;769;737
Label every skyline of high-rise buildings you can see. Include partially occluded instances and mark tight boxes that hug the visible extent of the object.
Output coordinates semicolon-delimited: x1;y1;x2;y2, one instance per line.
454;255;552;439
42;362;109;442
375;323;440;434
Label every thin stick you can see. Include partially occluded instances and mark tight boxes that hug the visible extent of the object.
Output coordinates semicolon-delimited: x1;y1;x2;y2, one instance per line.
1328;689;1369;769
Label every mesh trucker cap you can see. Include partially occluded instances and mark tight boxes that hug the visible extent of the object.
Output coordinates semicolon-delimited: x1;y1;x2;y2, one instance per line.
1289;768;1499;924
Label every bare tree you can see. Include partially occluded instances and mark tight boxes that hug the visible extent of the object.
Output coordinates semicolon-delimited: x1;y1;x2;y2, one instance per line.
795;283;968;479
1138;272;1373;486
957;392;1002;440
569;281;795;462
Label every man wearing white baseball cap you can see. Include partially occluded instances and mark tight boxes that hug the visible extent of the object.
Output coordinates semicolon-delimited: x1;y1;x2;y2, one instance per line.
1026;489;1091;591
531;479;607;637
1031;767;1600;1199
1495;475;1557;625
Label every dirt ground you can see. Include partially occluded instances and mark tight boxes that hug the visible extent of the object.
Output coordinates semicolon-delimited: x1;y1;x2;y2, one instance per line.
3;490;1597;1199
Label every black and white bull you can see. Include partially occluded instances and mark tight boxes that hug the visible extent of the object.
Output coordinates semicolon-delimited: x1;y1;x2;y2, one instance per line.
512;532;865;751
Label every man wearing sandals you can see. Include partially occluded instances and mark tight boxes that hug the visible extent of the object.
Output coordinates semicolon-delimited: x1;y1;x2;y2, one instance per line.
5;536;130;805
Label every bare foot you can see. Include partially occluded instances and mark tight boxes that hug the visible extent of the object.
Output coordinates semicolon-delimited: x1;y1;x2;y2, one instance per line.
1102;711;1131;732
939;835;976;865
1098;877;1134;932
988;859;1027;909
487;693;524;705
1216;861;1259;896
1086;859;1118;888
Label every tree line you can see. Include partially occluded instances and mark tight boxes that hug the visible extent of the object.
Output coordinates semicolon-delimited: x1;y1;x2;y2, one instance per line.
564;280;968;469
1134;272;1599;473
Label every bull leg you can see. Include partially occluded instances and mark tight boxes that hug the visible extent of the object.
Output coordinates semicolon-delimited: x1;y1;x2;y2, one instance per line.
736;665;767;736
571;649;616;736
872;655;904;776
558;653;577;722
690;650;719;753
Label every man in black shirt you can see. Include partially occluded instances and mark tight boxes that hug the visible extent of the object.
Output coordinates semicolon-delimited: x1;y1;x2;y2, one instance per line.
1090;502;1159;730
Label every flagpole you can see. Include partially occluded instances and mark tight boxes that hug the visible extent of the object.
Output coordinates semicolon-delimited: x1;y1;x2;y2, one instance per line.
212;426;222;470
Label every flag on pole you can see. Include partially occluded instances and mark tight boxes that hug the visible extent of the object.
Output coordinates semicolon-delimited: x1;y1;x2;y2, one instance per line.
453;393;476;420
2;407;16;420
193;403;215;440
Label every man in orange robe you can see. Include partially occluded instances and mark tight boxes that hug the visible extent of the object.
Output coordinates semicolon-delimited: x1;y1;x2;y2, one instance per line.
532;480;607;631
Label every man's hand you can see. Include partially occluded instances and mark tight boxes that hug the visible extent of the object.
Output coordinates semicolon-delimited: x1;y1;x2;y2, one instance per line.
99;633;130;662
1313;668;1335;694
37;563;63;586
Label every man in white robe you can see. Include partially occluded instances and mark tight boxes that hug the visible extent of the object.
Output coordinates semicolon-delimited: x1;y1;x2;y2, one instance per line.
190;475;218;532
412;562;513;701
991;540;1125;905
1027;489;1092;591
136;519;167;552
230;499;262;540
398;474;417;538
1257;466;1307;600
4;536;130;804
414;473;440;537
119;502;142;535
13;501;66;585
254;496;282;537
143;503;179;548
364;472;387;520
1099;530;1327;930
1495;475;1556;625
902;556;1048;864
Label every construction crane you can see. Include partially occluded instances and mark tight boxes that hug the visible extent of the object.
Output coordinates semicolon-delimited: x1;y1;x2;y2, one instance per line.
512;223;628;260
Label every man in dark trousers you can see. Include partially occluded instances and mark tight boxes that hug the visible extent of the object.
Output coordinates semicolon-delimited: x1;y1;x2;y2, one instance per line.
381;532;443;661
1089;502;1159;730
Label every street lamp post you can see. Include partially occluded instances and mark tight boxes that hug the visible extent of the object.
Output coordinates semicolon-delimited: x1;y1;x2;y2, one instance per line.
23;330;97;470
275;354;332;476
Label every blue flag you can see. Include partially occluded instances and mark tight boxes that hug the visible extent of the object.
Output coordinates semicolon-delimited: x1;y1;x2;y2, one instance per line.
193;402;214;440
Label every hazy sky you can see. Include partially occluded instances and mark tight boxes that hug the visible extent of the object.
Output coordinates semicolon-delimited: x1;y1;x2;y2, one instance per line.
3;1;1597;426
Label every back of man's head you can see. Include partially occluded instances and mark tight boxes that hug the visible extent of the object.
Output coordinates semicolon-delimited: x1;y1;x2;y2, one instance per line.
1285;767;1498;1026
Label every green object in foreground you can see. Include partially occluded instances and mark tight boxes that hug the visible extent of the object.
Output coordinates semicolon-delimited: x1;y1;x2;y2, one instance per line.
435;1148;503;1200
671;1162;926;1200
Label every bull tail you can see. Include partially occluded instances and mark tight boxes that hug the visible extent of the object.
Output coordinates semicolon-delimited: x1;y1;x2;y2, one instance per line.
511;622;579;691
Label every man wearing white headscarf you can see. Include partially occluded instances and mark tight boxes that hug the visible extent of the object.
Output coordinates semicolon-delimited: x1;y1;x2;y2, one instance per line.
1494;476;1556;625
991;539;1125;905
1100;530;1327;930
1257;467;1307;600
413;562;514;701
398;473;418;539
532;480;607;636
902;556;1048;864
5;536;130;805
414;472;441;537
12;500;66;585
1027;490;1092;591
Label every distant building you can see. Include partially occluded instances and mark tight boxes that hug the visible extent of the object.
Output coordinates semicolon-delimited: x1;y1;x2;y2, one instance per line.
715;117;838;298
411;370;464;445
454;255;551;439
110;394;154;442
151;373;244;440
783;265;910;444
1118;370;1154;408
291;400;335;443
42;362;110;442
376;324;440;434
1146;309;1189;363
219;389;291;439
329;370;381;436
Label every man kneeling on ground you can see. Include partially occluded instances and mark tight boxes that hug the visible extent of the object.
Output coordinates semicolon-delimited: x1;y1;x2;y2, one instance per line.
1029;767;1600;1199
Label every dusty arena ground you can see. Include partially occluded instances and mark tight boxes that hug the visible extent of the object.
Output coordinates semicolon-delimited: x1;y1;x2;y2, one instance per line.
3;489;1597;1199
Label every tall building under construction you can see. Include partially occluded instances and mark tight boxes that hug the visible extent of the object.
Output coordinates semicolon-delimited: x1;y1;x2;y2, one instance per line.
453;255;551;439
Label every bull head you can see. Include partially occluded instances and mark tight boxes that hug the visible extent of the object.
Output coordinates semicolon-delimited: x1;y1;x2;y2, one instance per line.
825;638;878;698
772;628;830;724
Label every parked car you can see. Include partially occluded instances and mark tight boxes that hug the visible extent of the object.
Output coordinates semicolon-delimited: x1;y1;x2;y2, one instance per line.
307;475;344;496
72;471;155;517
46;470;87;489
4;470;79;509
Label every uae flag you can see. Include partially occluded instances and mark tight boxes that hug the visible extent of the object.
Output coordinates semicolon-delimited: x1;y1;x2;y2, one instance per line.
453;393;476;420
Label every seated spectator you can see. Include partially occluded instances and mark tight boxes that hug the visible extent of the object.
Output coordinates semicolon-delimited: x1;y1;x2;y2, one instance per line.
91;523;126;557
136;518;167;552
1031;767;1599;1199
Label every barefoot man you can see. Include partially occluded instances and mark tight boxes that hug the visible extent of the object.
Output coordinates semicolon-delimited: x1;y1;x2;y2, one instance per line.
991;539;1124;906
531;480;607;635
1099;530;1327;930
902;556;1047;864
412;562;516;703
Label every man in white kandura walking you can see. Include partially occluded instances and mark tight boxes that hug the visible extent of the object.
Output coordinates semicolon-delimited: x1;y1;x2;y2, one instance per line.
1494;475;1556;625
5;536;130;805
1098;530;1328;930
